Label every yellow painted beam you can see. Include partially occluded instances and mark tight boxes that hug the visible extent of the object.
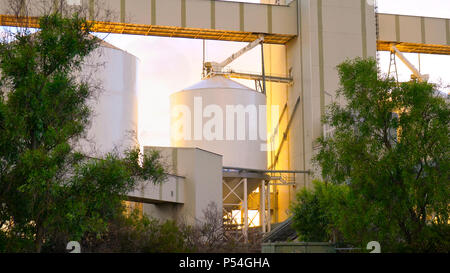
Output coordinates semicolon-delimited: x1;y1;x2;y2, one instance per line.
0;14;294;44
2;14;450;54
377;13;450;55
377;41;450;55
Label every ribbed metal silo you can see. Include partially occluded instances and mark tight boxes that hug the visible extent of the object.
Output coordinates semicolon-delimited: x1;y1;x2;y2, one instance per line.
78;40;139;156
170;75;267;170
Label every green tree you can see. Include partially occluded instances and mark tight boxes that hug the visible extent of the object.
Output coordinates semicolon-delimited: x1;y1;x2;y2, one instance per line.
297;58;449;252
0;14;165;252
291;180;348;243
50;209;193;253
291;181;331;242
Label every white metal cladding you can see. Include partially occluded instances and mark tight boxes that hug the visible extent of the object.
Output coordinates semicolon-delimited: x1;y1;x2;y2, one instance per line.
77;43;139;156
378;13;449;46
170;76;267;170
0;0;298;43
128;174;185;204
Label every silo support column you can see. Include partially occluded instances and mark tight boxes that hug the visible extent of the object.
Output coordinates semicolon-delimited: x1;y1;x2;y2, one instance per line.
260;180;266;233
267;181;271;232
243;178;248;243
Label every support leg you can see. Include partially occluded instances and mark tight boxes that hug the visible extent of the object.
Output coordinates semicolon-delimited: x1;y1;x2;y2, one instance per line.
261;180;266;233
243;178;248;243
267;182;271;232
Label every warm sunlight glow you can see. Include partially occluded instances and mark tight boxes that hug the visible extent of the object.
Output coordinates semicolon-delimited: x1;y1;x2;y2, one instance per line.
94;0;450;149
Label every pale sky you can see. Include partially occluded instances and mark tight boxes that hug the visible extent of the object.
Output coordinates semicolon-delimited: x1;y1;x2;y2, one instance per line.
377;0;450;94
3;1;449;147
97;35;264;146
101;0;449;147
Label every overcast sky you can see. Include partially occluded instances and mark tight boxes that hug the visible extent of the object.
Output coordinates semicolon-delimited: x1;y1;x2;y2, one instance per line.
377;0;450;18
4;1;448;147
102;0;449;147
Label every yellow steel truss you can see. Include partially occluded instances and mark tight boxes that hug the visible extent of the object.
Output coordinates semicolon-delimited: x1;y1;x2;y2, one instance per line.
377;41;450;55
2;14;450;55
0;14;294;44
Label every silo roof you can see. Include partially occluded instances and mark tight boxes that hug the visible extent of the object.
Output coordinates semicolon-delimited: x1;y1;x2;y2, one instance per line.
184;75;254;91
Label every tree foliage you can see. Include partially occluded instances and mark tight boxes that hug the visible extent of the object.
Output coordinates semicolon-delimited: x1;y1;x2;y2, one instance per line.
291;180;348;243
292;58;449;252
58;209;193;253
0;14;166;252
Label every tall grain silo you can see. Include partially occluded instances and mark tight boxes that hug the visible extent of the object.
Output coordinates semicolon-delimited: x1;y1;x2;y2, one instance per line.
77;40;139;156
170;75;267;170
170;75;269;236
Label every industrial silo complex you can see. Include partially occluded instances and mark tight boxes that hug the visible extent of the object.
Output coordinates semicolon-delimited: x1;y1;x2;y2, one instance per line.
1;0;448;248
170;75;267;170
78;40;139;157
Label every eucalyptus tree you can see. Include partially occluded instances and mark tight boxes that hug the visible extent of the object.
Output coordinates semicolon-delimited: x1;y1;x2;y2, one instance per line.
293;58;449;252
0;13;165;252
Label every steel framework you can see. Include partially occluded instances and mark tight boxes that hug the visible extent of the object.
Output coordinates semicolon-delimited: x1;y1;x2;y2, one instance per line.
222;167;310;243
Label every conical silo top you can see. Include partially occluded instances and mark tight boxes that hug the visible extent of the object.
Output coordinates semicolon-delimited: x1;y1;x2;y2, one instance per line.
184;75;254;91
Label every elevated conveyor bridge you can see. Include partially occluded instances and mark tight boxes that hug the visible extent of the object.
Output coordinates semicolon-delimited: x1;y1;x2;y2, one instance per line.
1;1;449;55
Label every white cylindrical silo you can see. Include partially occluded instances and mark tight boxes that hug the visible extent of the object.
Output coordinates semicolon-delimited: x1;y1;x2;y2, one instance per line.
170;75;267;170
78;41;138;156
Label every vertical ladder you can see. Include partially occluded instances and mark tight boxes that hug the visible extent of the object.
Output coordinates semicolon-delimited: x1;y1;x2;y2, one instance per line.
388;50;399;83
